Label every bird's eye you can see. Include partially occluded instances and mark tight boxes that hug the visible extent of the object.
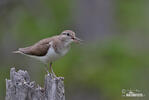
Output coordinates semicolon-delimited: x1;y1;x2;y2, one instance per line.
67;33;70;36
62;32;70;36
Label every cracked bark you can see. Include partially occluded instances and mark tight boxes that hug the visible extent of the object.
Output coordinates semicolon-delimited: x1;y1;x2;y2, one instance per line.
5;68;65;100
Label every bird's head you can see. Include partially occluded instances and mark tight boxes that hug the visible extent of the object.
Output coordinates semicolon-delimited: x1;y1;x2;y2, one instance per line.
60;30;82;45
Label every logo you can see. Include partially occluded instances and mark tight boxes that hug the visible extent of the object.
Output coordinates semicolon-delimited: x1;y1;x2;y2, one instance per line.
122;89;145;97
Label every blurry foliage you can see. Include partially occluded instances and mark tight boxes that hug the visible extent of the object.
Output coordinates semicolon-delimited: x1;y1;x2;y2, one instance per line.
116;0;149;32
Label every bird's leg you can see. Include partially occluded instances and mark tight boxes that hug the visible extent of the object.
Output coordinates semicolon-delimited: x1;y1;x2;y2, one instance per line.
49;62;56;78
44;64;50;74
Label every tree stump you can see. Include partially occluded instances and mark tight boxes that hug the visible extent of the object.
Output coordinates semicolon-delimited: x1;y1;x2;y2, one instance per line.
5;68;65;100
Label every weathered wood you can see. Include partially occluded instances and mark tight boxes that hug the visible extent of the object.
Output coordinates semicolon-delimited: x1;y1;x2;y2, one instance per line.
5;68;65;100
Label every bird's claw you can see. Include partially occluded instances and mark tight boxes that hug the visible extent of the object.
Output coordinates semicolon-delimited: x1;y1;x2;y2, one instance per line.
51;72;57;78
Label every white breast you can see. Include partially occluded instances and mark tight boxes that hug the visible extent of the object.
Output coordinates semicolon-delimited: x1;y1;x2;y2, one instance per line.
59;47;69;56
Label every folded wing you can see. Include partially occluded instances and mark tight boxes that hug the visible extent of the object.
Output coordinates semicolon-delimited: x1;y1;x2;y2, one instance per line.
18;37;53;56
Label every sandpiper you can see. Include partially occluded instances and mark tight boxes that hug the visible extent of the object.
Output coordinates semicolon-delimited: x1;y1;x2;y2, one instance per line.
13;30;82;76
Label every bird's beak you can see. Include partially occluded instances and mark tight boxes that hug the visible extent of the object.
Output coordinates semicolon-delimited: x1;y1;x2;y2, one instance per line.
72;37;83;44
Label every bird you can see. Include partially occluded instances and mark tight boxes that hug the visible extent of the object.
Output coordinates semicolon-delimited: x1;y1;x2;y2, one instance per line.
13;30;82;77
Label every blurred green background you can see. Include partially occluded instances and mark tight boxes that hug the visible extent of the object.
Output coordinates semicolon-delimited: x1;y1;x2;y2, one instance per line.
0;0;149;100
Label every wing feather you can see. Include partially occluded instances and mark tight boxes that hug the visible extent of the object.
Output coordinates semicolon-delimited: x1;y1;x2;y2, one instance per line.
18;37;53;56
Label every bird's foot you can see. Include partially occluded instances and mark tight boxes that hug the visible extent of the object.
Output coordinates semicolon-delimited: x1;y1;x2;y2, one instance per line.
46;70;50;75
51;72;57;78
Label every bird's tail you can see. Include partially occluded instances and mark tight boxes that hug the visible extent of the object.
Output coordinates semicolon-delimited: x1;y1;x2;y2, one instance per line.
12;50;22;54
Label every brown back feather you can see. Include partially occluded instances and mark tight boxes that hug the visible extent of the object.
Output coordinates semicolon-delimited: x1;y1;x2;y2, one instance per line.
19;37;56;56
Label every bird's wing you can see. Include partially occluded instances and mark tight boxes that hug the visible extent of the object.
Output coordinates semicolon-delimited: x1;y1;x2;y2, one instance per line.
18;37;54;56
